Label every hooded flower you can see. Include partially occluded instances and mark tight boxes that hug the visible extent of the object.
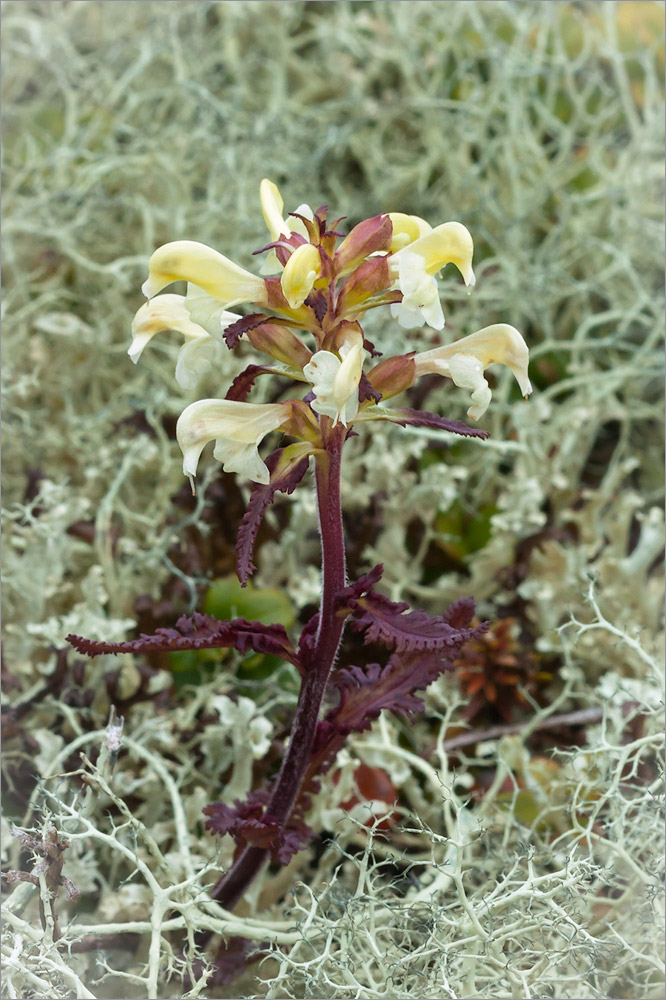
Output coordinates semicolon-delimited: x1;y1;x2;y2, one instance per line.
414;324;532;419
303;340;365;427
389;221;475;330
142;240;267;308
259;179;314;275
176;399;291;486
129;294;240;389
389;252;445;330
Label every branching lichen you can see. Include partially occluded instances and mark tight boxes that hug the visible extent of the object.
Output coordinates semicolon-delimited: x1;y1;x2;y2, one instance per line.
2;2;663;998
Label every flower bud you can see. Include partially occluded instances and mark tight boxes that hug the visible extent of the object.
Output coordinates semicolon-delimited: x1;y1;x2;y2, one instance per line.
334;214;393;274
246;322;312;368
336;257;391;314
280;244;323;310
366;354;416;401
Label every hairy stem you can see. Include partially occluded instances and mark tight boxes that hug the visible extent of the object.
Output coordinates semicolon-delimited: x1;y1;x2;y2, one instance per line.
207;424;347;912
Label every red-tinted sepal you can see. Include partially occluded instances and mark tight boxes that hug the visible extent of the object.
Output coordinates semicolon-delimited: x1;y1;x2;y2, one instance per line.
336;256;391;314
365;354;416;401
334;214;393;274
246;322;312;367
282;398;323;444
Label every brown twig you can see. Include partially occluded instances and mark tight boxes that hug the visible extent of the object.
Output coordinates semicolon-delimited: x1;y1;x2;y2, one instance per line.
442;706;605;753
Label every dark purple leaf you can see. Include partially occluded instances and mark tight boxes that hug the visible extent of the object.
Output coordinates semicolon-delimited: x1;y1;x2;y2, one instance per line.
442;596;477;628
334;565;384;608
305;289;327;323
363;335;382;358
297;611;320;669
331;655;433;728
236;445;312;588
303;612;486;791
328;636;484;738
67;613;300;666
346;590;482;653
385;407;490;439
223;313;275;349
358;373;382;404
225;364;274;402
204;793;312;863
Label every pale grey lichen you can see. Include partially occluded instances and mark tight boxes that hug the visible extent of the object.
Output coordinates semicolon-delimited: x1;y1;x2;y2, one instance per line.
2;2;664;998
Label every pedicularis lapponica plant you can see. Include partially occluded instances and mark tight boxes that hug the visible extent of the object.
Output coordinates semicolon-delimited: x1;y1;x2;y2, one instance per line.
69;180;531;914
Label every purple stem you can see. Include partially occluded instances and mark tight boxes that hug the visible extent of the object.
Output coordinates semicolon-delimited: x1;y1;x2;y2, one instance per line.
207;424;347;912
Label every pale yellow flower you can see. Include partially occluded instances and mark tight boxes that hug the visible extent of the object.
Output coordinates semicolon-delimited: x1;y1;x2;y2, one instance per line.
303;341;365;427
280;243;322;310
388;221;475;330
176;399;290;486
414;324;532;419
387;212;432;252
129;294;240;389
142;240;266;308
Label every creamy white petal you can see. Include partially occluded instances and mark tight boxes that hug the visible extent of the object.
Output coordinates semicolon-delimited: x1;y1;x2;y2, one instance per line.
389;252;445;330
185;284;241;338
175;337;218;390
413;324;532;419
259;249;283;276
303;342;364;427
391;221;475;285
176;399;288;485
415;324;532;397
129;294;205;364
447;354;492;420
212;438;272;485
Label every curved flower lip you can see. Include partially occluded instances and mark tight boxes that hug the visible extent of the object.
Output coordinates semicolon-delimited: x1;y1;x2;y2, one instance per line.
176;398;291;486
280;243;322;310
142;240;267;306
391;221;475;287
184;284;242;338
130;293;242;389
414;324;532;420
129;294;204;364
